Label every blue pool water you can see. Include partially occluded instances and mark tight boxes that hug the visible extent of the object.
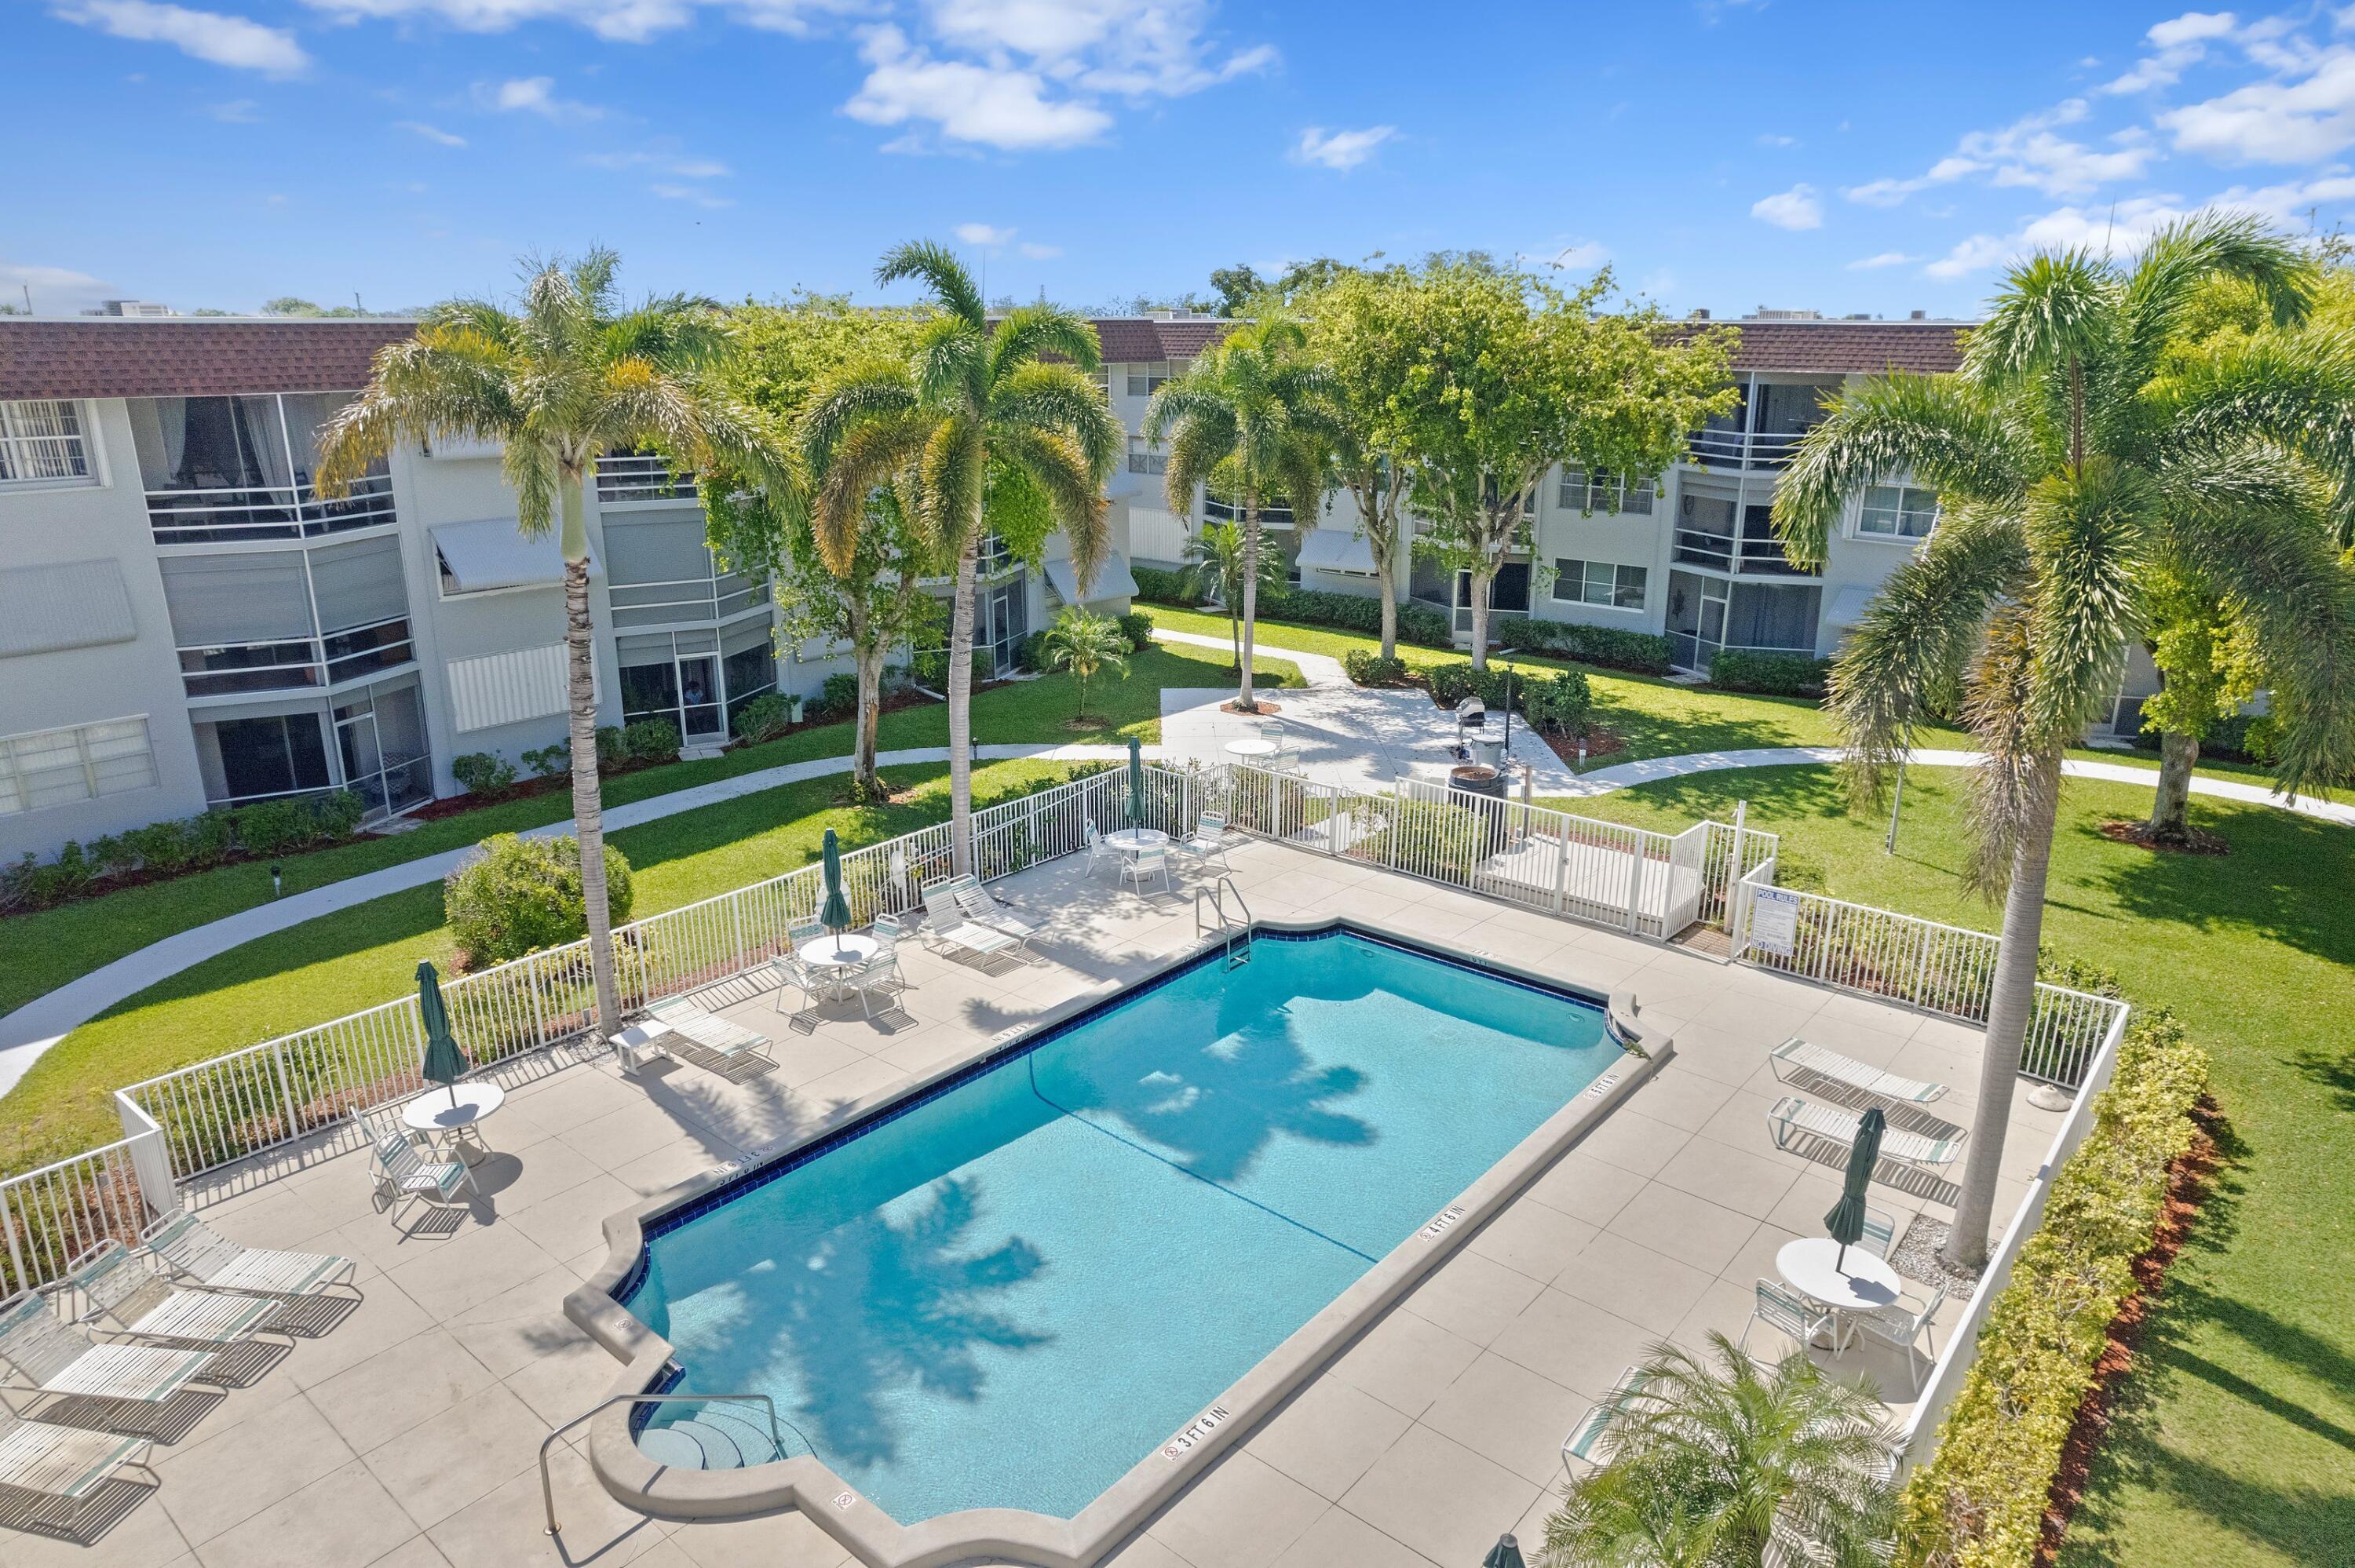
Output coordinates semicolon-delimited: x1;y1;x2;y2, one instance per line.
622;928;1617;1524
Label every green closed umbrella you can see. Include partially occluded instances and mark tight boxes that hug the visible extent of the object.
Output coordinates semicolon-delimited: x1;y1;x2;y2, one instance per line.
1126;735;1146;827
1824;1105;1886;1271
416;959;469;1109
819;827;851;935
1483;1535;1527;1568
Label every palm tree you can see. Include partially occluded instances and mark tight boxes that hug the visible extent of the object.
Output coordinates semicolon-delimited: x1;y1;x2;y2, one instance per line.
1038;607;1130;721
1774;214;2355;1268
316;250;771;1037
801;242;1122;875
1543;1336;1898;1568
1182;518;1288;673
1146;313;1338;713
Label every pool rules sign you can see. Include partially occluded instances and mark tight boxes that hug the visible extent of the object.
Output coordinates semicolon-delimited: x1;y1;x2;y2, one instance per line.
1748;886;1802;957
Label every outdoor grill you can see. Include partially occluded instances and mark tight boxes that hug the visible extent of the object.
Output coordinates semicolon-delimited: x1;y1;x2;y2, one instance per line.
1454;695;1486;754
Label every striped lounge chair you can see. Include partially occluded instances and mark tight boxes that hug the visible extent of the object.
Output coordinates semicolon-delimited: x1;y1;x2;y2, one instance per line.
641;996;778;1081
1766;1096;1965;1169
0;1292;220;1435
137;1210;357;1337
64;1242;283;1386
1561;1365;1652;1474
0;1405;155;1526
1768;1037;1948;1103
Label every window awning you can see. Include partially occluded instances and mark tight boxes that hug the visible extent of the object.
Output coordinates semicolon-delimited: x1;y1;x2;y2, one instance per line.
1296;528;1379;575
1825;585;1876;626
0;560;138;658
431;518;595;594
1043;549;1141;606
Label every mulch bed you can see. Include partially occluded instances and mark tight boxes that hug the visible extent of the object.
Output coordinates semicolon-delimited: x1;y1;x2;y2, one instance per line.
1538;727;1628;768
2033;1101;2225;1566
2100;819;2231;855
1220;698;1283;717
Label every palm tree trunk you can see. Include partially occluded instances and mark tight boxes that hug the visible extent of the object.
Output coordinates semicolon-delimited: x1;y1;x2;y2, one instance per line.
1941;753;2063;1271
2147;729;2198;841
561;546;621;1038
1237;502;1261;713
848;597;882;800
947;537;979;875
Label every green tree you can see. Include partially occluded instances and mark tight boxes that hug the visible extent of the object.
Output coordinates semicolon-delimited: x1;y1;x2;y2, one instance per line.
1301;264;1422;658
1038;606;1131;720
444;832;635;968
317;250;771;1036
1181;519;1287;671
1543;1336;1899;1568
1207;264;1265;317
1394;257;1736;668
802;242;1122;873
1146;312;1338;711
696;294;937;800
1774;214;2355;1267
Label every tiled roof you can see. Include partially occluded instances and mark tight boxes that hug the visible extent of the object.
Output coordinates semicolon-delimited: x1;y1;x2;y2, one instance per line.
0;319;416;399
1072;318;1234;363
1721;320;1970;376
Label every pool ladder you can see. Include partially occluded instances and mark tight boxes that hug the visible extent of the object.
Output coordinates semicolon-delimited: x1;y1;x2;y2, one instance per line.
1195;876;1254;968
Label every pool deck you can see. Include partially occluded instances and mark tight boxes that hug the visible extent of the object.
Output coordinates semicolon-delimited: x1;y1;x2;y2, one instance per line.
27;838;2065;1568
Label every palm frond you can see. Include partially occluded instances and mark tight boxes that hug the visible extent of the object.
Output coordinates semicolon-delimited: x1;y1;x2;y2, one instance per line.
911;316;987;410
1960;248;2119;388
2021;460;2151;742
1162;419;1228;518
916;414;988;556
987;304;1103;380
2152;326;2355;545
314;326;520;494
2117;213;2317;383
878;239;986;330
1959;607;2057;895
990;362;1124;480
814;413;932;573
799;366;921;471
1775;374;2035;570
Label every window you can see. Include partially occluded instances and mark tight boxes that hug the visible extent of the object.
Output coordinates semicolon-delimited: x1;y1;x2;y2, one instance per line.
0;400;93;484
1552;557;1648;611
1126;437;1166;476
1125;363;1175;396
1090;368;1112;397
0;717;157;815
1558;468;1656;515
1857;483;1938;538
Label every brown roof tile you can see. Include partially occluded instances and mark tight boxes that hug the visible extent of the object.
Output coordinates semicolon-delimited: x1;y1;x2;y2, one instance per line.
0;319;415;399
1721;320;1970;376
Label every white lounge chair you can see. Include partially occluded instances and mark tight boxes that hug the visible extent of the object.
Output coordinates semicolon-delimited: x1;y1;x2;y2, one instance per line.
0;1405;155;1517
641;995;778;1079
1739;1278;1838;1359
944;877;1036;949
1769;1038;1948;1103
64;1242;282;1371
918;903;1023;965
363;1120;479;1234
1178;812;1234;872
0;1292;219;1431
1561;1364;1651;1474
1767;1096;1965;1170
139;1209;356;1307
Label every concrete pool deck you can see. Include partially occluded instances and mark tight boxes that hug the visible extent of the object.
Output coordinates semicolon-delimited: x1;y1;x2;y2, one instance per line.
22;839;2064;1568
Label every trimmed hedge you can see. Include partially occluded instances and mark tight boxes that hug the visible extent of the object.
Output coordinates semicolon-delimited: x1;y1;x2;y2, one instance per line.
1130;570;1455;651
1343;650;1409;687
1894;1008;2208;1568
1497;615;1675;676
1;791;368;913
1708;647;1831;696
1131;564;1205;607
451;752;519;797
732;692;793;743
1117;610;1156;651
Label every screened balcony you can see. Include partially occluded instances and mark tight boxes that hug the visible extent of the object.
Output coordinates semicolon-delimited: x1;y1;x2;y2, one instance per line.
130;393;395;543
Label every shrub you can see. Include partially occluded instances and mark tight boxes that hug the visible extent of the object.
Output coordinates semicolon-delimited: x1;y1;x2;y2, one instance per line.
1117;610;1156;651
1894;1008;2207;1568
1496;616;1675;675
451;752;519;797
1426;661;1507;710
1394;601;1453;648
229;799;315;857
594;725;629;768
820;673;864;722
444;832;637;967
87;834;136;877
621;718;681;764
1343;649;1409;687
312;790;366;840
1521;669;1594;735
521;742;568;780
1708;647;1831;696
124;818;195;873
732;692;793;743
1011;630;1050;673
1357;800;1491;877
1131;563;1204;606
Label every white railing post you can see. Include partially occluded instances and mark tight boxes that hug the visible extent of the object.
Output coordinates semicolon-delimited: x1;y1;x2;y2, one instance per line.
0;1184;25;1292
524;950;550;1046
729;891;748;970
1554;826;1570;913
268;1040;301;1142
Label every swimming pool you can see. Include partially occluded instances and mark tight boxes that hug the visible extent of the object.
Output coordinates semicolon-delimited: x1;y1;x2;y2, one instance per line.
616;926;1625;1526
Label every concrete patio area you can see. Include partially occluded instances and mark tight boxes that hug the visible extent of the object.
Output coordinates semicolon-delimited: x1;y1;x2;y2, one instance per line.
17;837;2065;1568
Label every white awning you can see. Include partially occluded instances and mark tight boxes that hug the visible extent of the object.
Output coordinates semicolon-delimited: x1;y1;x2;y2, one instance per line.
1826;585;1875;626
431;518;595;594
1296;528;1379;575
1044;549;1141;606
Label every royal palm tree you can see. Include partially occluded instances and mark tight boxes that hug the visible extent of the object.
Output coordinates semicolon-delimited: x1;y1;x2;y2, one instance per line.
316;250;771;1036
1774;214;2355;1268
1182;518;1288;673
1543;1336;1899;1568
802;242;1122;874
1146;314;1338;712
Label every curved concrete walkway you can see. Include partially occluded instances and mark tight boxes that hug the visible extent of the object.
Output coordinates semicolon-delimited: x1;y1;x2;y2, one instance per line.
4;630;2346;1093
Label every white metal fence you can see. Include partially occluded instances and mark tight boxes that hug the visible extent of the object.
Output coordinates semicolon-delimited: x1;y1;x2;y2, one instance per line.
0;1136;155;1297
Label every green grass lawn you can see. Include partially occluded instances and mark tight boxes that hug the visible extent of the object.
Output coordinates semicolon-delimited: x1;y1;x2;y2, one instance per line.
0;756;1104;1172
0;640;1295;1020
1556;764;2355;1568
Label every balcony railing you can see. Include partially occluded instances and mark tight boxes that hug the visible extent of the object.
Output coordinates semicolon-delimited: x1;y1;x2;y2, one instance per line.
1671;528;1812;577
596;453;696;504
146;472;396;544
178;616;416;698
1684;428;1812;470
1201;493;1294;528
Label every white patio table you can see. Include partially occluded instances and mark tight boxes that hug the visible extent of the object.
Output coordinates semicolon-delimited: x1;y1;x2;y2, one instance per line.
402;1082;506;1166
796;933;880;1001
1776;1237;1904;1356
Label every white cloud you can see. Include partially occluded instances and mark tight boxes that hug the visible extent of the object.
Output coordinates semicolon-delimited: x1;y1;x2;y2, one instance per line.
207;97;259;121
476;75;603;120
2151;10;2241;48
1846;250;1917;269
1543;240;1609;270
1018;242;1061;260
583;148;728;177
299;0;861;45
649;183;732;208
53;0;310;75
1751;183;1823;229
1;260;115;315
1755;132;1798;148
1924;195;2196;279
2103;10;2240;93
846;24;1112;151
396;119;466;146
955;222;1015;246
1846;97;2154;206
1292;125;1394;172
2161;46;2355;162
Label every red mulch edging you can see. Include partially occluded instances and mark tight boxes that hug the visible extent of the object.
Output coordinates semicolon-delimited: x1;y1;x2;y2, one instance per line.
2099;819;2231;856
2033;1101;2224;1566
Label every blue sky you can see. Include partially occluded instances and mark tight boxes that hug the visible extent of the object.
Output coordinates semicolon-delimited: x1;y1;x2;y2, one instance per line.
15;1;2355;319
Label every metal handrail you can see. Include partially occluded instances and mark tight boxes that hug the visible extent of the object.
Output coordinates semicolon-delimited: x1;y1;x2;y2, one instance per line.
1192;874;1254;966
539;1391;783;1535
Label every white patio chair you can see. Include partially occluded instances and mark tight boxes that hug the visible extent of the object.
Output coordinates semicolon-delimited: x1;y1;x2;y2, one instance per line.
1845;1283;1948;1373
1083;819;1114;878
0;1292;220;1428
947;877;1035;950
64;1242;282;1361
1769;1038;1948;1103
1561;1364;1651;1475
138;1209;356;1304
1738;1278;1838;1360
767;950;824;1014
1178;812;1234;872
0;1405;155;1515
1120;844;1174;895
1860;1206;1900;1260
362;1117;478;1234
1767;1096;1964;1170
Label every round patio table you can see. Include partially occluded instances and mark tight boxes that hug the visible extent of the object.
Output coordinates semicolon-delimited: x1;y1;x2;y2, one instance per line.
403;1082;506;1165
796;933;880;1001
1777;1237;1903;1355
1224;738;1278;761
1104;827;1171;855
